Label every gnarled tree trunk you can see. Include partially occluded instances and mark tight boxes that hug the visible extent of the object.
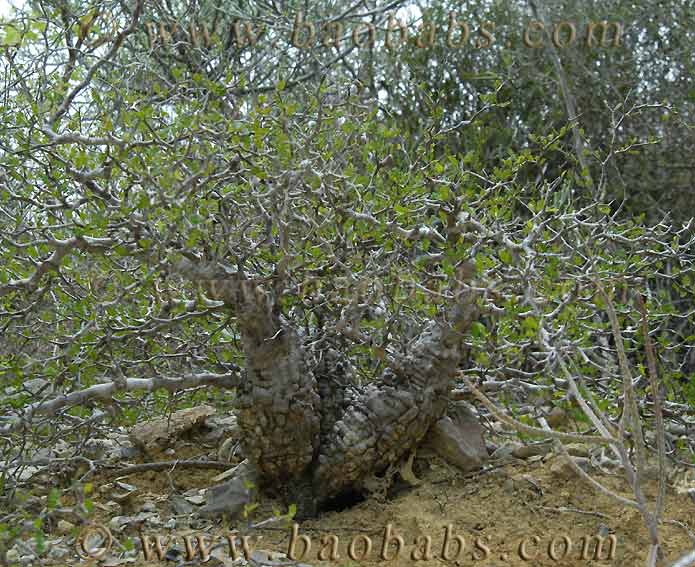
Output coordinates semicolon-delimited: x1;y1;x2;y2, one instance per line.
193;263;479;517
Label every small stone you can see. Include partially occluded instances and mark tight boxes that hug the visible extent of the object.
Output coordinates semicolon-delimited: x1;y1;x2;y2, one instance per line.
169;494;194;515
129;405;216;454
141;501;157;513
164;546;184;562
491;441;523;461
184;494;205;505
118;446;141;459
199;461;255;518
109;516;129;531
422;403;488;472
546;406;568;428
565;443;590;457
512;442;552;459
550;455;590;478
102;501;119;513
48;545;70;560
56;520;74;535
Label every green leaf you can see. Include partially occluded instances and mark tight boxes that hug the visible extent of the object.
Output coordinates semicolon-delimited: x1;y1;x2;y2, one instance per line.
1;24;22;46
471;321;488;339
47;488;61;510
499;248;513;265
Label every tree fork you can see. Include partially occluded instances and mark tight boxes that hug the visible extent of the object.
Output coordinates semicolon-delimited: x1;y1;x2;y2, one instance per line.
193;258;480;516
312;291;480;506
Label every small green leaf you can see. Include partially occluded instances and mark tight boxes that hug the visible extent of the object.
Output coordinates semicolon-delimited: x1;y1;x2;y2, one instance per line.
471;321;488;339
499;248;513;264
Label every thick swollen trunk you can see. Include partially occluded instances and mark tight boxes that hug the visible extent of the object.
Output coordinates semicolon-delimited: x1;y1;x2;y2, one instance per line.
236;292;479;515
312;295;479;506
231;281;321;490
191;263;479;516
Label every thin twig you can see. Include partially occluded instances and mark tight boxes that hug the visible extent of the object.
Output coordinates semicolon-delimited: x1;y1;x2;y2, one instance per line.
108;460;232;477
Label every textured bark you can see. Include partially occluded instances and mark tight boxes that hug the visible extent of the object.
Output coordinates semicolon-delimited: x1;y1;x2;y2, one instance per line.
184;258;480;515
234;282;321;490
312;294;479;506
199;273;321;492
312;346;353;446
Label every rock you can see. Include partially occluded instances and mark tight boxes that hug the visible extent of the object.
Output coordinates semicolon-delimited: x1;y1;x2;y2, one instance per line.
56;520;74;535
99;501;120;514
111;481;137;504
109;511;162;531
83;438;112;459
184;493;206;506
129;405;216;454
565;443;590;457
109;516;130;531
114;481;137;492
422;403;488;472
140;501;157;513
118;446;141;459
198;460;256;518
5;549;19;563
512;442;552;459
205;414;240;444
490;441;523;460
163;546;184;562
550;455;590;479
47;545;70;560
168;494;194;515
546;406;568;428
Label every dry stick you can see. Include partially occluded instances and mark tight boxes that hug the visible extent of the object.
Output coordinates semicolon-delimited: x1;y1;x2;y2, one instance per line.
566;356;620;439
597;282;661;563
108;460;232;477
536;417;640;509
555;355;622;446
0;372;239;434
535;505;612;520
670;550;695;567
635;292;668;520
461;365;654;514
458;374;619;446
556;353;640;496
527;0;594;193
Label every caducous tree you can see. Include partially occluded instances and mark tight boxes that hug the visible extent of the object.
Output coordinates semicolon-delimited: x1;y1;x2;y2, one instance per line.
1;0;694;528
